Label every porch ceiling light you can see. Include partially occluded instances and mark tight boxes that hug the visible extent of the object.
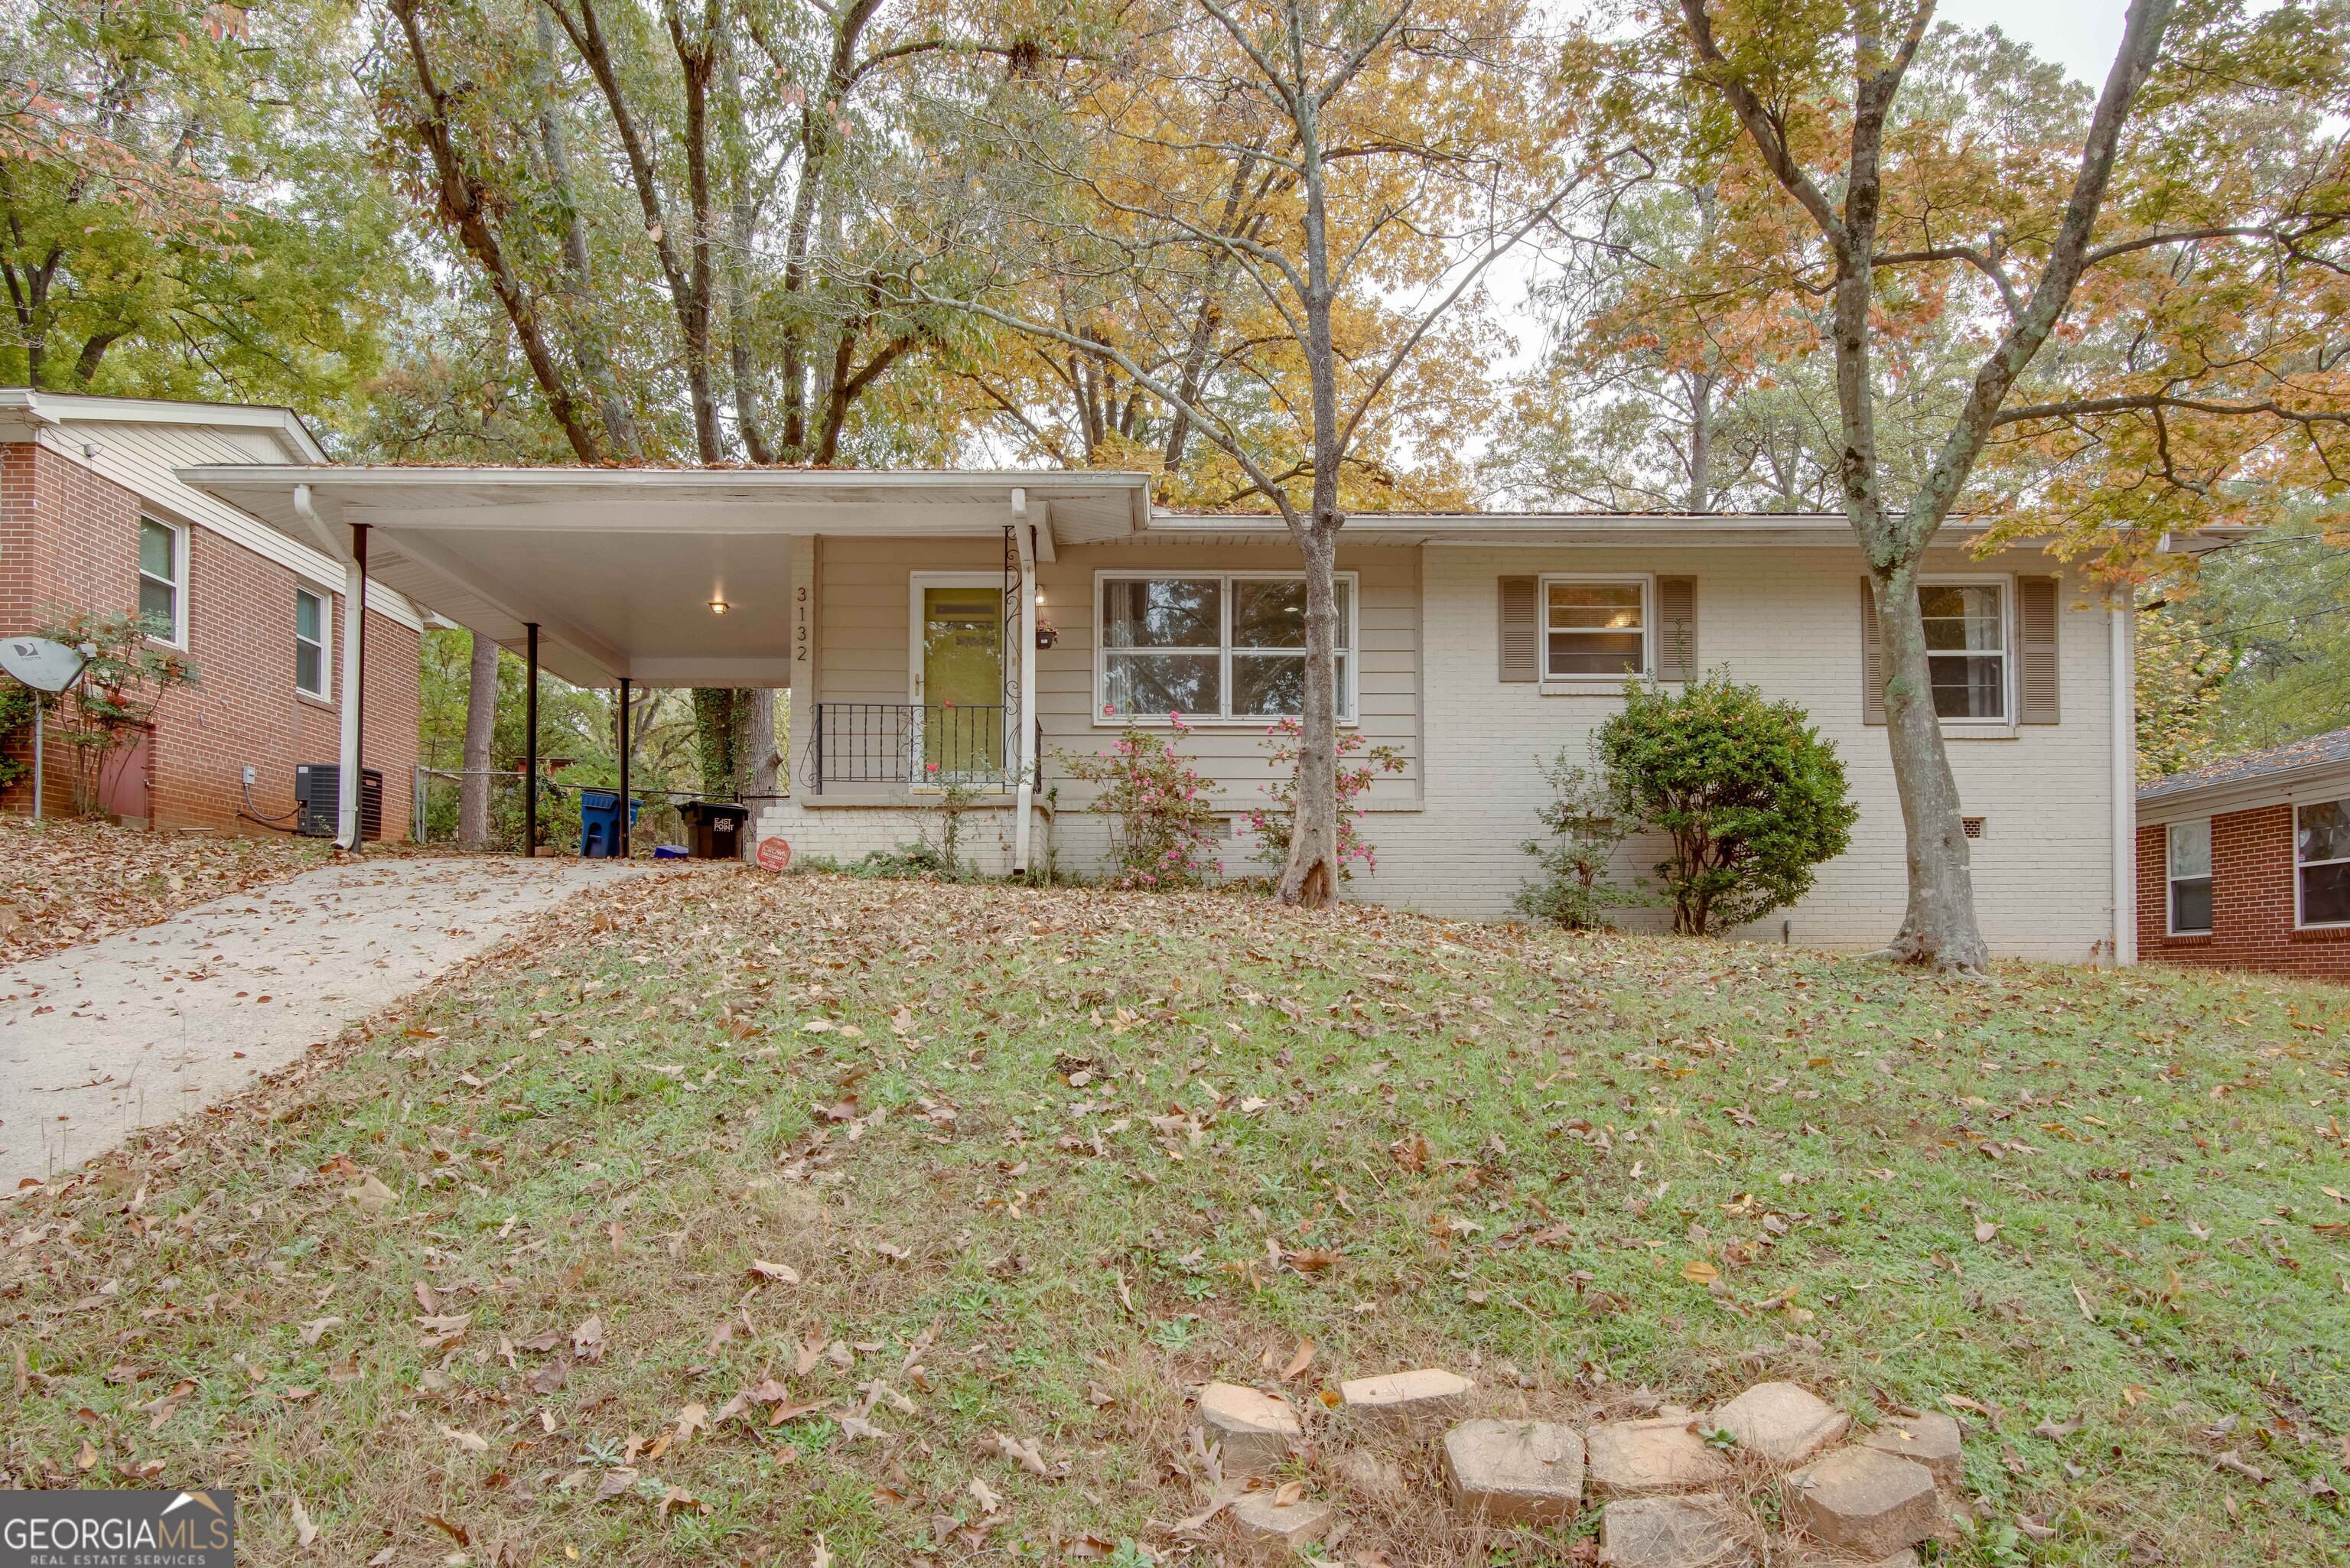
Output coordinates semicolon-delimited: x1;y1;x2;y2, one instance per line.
709;598;730;614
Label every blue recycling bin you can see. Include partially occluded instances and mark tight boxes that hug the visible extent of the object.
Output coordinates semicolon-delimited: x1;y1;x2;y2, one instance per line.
576;789;641;858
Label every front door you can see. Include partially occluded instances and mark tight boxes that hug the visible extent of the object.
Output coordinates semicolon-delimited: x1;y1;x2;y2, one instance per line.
911;577;1004;784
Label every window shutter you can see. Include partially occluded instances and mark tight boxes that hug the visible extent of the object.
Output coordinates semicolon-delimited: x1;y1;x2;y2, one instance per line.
1499;576;1538;682
1655;577;1697;681
2018;575;2060;724
1859;578;1886;724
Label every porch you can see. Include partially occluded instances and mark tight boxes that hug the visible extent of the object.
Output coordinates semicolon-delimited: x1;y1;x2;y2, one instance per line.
174;466;1153;873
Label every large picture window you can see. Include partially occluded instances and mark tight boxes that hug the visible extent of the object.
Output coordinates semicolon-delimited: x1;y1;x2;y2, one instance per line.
139;518;184;644
2167;818;2212;935
1919;582;2007;721
1541;576;1649;679
1098;572;1354;722
295;587;330;698
2298;799;2350;928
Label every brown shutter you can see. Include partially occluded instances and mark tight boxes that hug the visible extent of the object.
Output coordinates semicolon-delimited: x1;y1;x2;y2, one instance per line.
1656;576;1697;682
1860;578;1886;724
2018;575;2060;724
1499;576;1538;682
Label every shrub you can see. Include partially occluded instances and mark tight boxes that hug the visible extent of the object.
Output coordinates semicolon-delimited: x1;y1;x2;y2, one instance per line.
1056;718;1222;889
1598;672;1856;936
1245;717;1407;880
36;609;197;817
1514;744;1650;929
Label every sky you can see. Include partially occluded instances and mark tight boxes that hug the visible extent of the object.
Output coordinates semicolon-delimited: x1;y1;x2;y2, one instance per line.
1935;2;2130;86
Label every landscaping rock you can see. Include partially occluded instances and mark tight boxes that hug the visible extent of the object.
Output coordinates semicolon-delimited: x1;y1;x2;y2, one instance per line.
1199;1383;1302;1476
1597;1493;1754;1568
1228;1488;1335;1545
1338;1368;1473;1433
1860;1413;1964;1487
1708;1382;1850;1467
1584;1418;1733;1496
1782;1447;1939;1559
1441;1418;1585;1525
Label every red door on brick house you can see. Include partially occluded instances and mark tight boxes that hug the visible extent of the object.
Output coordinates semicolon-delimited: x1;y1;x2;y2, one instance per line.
97;727;152;825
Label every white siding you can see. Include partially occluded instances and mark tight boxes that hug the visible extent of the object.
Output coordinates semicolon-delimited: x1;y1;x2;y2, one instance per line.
783;535;2120;961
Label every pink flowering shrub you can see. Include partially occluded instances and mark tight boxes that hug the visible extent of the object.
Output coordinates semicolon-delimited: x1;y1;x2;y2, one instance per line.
1058;716;1224;889
1246;717;1407;879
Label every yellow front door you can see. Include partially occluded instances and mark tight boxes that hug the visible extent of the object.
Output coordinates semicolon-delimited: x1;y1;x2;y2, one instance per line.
917;585;1004;782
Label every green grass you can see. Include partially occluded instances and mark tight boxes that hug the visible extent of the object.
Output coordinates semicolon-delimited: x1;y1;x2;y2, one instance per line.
5;870;2348;1566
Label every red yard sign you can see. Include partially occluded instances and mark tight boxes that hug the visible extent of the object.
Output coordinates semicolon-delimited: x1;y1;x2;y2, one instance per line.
755;836;793;873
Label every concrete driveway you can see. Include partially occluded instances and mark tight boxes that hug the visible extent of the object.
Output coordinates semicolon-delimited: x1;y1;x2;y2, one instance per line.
0;854;649;1189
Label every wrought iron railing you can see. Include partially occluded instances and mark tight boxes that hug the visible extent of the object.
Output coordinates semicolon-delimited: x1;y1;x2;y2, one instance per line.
808;703;1034;794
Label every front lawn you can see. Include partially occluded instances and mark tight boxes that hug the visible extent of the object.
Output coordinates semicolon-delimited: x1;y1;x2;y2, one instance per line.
0;817;333;963
4;871;2346;1566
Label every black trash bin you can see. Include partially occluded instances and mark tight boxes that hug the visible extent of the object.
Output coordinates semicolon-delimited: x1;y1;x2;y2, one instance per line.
677;800;749;860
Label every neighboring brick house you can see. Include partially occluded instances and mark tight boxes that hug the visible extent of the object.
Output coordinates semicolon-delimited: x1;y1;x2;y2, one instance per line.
2136;727;2350;981
1;390;423;839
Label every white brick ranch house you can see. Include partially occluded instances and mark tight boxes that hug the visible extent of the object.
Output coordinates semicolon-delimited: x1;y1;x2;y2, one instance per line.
177;467;2137;963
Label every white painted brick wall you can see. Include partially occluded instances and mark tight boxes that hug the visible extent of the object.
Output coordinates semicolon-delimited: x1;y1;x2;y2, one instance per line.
772;539;2121;960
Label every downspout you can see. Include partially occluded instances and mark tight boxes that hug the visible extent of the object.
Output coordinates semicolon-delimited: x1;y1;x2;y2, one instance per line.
2110;598;2137;967
298;483;367;851
1012;489;1037;877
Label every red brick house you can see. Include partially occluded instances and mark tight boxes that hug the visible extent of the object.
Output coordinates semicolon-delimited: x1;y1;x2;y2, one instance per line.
1;390;423;839
2136;727;2350;981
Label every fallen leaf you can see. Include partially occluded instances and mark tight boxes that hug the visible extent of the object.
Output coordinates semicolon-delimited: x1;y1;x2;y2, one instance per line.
298;1316;342;1348
985;1431;1050;1476
351;1174;396;1215
291;1497;321;1550
1281;1338;1316;1382
968;1476;1001;1514
2032;1416;2084;1441
572;1317;607;1363
1974;1221;2000;1244
674;1403;710;1443
592;1468;640;1503
747;1260;801;1286
438;1424;490;1455
425;1515;470;1547
1681;1257;1719;1285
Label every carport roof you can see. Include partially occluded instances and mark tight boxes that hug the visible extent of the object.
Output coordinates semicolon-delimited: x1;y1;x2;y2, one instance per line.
176;466;1152;688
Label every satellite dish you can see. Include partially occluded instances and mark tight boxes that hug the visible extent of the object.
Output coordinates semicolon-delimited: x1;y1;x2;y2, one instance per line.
0;636;90;693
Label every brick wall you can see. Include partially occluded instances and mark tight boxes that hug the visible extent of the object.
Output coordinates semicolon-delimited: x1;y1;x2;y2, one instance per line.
2137;802;2350;981
1;438;418;839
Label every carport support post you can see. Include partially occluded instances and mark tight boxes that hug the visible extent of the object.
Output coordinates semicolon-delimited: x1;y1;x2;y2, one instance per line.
1012;490;1037;877
337;522;370;851
617;676;632;857
524;622;540;857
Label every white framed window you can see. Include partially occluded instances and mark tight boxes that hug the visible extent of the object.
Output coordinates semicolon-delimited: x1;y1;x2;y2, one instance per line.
1540;574;1651;681
1095;571;1356;724
2167;818;2212;935
138;517;185;646
2296;799;2350;929
295;585;330;699
1919;578;2010;722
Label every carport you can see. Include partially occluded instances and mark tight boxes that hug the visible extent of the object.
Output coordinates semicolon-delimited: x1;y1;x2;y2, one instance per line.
177;466;1152;872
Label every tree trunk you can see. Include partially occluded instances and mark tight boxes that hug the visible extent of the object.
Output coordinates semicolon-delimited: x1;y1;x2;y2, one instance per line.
458;629;497;849
535;6;636;458
736;688;778;803
1870;565;1990;970
692;687;740;796
1278;522;1343;906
